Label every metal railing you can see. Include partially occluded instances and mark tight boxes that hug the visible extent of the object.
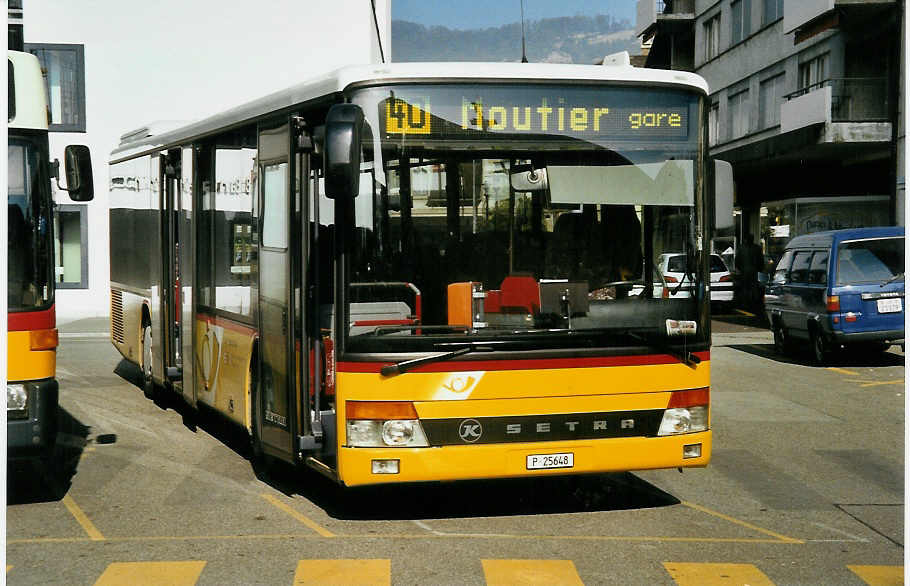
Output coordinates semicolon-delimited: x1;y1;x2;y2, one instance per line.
784;77;889;122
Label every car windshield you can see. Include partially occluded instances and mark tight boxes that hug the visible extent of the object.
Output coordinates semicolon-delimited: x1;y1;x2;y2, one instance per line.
710;254;728;272
8;135;53;311
836;237;904;285
342;83;706;353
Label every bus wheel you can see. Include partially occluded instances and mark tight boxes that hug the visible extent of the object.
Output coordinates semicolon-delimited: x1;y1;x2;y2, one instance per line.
249;356;266;464
141;322;157;400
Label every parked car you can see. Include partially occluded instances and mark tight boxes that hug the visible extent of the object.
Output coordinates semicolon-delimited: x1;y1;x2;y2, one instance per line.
763;226;904;363
657;252;733;303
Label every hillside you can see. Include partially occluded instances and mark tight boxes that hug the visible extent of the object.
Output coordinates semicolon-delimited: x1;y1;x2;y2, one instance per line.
392;14;639;64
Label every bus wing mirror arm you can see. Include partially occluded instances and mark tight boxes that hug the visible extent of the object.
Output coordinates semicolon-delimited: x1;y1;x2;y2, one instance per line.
324;103;364;201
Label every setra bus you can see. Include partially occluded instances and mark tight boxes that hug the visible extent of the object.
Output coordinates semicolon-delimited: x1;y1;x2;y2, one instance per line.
108;57;732;487
8;49;93;462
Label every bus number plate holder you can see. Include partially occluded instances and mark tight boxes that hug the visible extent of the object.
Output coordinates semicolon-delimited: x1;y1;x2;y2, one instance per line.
527;453;574;470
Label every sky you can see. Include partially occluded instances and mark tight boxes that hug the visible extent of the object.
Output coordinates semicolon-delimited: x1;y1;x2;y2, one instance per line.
392;0;635;29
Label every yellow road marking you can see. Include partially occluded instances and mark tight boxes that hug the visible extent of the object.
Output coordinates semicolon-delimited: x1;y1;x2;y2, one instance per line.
858;380;905;388
261;494;335;538
827;367;861;376
682;501;803;544
62;495;104;541
735;309;756;317
94;561;206;586
664;562;775;585
482;559;584;586
294;559;390;585
847;565;905;586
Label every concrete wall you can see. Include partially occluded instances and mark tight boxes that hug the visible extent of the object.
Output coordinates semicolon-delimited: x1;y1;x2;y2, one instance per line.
23;0;391;324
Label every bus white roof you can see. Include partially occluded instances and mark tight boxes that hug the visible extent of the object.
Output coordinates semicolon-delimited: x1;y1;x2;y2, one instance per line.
111;60;709;160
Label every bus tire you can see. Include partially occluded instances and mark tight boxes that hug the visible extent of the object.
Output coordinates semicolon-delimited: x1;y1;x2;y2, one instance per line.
141;320;158;401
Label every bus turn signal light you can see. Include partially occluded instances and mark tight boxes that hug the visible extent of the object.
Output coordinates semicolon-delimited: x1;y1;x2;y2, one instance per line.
29;328;58;351
346;401;418;420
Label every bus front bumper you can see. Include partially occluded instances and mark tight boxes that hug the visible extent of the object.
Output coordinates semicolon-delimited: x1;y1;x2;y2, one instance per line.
338;431;711;487
7;379;58;460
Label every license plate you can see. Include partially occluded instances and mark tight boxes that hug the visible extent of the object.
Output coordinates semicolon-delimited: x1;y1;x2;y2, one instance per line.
526;453;574;470
877;298;902;313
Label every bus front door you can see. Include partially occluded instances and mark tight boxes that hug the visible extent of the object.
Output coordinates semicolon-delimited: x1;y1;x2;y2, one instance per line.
161;151;183;391
255;123;296;461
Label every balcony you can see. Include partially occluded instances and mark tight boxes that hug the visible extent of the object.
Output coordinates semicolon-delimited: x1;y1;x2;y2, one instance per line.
636;0;694;39
784;0;897;37
781;78;890;137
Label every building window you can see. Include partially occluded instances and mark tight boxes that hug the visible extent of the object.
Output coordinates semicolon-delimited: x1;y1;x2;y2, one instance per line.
759;74;784;128
704;14;720;61
54;204;88;289
24;43;86;132
798;53;829;92
728;89;751;139
708;101;719;145
762;0;783;25
731;0;751;45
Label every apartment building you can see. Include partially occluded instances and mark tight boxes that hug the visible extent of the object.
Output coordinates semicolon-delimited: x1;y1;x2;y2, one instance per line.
637;0;904;261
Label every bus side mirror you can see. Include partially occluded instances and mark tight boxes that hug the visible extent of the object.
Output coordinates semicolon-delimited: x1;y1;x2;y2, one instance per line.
324;103;364;200
714;160;733;231
63;145;94;202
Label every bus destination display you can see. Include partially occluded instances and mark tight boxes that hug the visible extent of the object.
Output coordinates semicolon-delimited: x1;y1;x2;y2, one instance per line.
379;87;692;143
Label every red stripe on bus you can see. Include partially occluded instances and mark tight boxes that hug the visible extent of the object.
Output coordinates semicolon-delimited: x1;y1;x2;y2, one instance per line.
8;306;55;332
353;319;418;327
338;351;710;373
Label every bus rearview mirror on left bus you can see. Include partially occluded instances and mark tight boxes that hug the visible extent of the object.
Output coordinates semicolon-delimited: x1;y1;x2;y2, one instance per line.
62;145;94;202
324;103;364;201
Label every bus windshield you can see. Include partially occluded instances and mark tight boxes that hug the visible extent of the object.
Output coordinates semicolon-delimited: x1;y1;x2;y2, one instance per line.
344;83;705;353
8;135;53;312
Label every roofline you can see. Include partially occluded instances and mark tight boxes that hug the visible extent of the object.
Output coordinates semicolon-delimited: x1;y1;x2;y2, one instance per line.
110;61;710;161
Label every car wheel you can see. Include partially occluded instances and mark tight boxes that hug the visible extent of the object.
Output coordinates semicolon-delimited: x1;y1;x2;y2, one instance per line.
773;324;788;355
810;327;829;365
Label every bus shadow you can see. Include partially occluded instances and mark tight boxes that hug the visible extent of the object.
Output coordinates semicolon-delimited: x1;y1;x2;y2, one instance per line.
277;468;680;520
7;407;92;504
730;343;905;367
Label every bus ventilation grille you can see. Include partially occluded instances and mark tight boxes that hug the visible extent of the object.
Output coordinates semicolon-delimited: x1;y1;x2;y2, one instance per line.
110;289;125;344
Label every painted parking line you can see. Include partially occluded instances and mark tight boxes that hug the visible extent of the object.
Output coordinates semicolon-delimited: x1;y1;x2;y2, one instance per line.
294;559;390;585
261;494;335;538
827;367;861;376
62;494;104;541
94;561;206;586
847;565;905;586
482;559;583;586
664;562;775;585
682;501;803;544
858;379;904;388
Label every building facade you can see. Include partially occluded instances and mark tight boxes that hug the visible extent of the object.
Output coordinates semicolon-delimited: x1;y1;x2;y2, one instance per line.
637;0;904;264
21;0;391;325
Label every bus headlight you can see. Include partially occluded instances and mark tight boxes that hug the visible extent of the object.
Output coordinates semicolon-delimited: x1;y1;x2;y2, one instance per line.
7;384;28;415
658;406;708;436
346;419;429;447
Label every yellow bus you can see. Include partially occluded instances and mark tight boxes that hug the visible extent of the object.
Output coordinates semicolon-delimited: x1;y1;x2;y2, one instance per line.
8;49;93;463
109;57;730;487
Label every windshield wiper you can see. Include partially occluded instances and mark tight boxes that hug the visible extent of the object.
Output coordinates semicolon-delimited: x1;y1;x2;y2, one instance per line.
380;343;492;377
629;332;701;369
881;272;904;287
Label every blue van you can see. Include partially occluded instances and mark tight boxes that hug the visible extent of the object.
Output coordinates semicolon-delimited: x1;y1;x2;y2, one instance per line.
764;226;904;363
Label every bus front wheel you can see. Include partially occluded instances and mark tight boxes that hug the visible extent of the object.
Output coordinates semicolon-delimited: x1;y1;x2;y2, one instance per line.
141;322;157;400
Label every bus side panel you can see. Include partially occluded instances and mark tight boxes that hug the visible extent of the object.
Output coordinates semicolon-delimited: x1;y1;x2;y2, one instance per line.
110;155;159;368
194;314;256;428
335;358;710;486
